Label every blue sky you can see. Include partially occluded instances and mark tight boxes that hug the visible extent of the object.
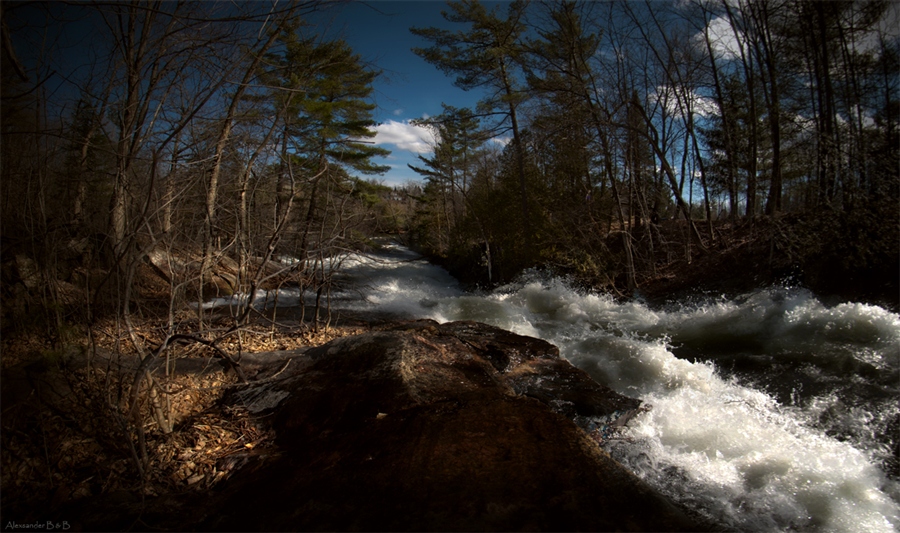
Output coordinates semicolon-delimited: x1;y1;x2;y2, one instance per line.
308;1;488;187
5;1;494;187
2;0;746;189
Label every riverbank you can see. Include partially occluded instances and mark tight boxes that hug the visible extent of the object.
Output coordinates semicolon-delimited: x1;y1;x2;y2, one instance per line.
635;215;899;311
0;316;370;524
416;213;898;311
0;318;718;532
3;240;898;531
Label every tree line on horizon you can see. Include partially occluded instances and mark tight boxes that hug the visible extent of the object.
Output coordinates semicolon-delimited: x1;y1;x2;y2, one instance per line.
405;0;898;292
1;1;401;339
1;0;897;341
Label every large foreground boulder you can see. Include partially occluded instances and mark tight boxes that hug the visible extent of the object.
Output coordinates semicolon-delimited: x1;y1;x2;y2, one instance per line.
198;320;707;531
51;320;713;531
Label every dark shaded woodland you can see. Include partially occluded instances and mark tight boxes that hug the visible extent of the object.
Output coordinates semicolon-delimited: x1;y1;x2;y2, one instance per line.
405;1;898;301
1;0;897;522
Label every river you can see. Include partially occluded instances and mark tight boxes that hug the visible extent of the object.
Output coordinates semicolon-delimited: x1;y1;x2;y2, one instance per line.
204;243;900;532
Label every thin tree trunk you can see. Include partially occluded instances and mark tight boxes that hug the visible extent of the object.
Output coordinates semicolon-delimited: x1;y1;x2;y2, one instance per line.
724;0;759;219
747;1;783;215
198;16;287;321
499;61;531;245
630;97;708;254
703;9;739;222
688;114;715;243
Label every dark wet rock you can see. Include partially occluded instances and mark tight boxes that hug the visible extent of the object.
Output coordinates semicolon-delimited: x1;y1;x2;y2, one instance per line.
200;320;706;532
59;320;715;531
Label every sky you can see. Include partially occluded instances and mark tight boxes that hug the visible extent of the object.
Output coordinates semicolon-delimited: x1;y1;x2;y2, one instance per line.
4;1;498;188
17;1;894;189
307;1;487;187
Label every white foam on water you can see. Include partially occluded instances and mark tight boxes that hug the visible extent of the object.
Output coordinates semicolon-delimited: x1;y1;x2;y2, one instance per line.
335;246;464;317
434;279;900;532
192;245;463;316
617;367;899;532
192;287;305;312
194;246;900;531
650;288;900;370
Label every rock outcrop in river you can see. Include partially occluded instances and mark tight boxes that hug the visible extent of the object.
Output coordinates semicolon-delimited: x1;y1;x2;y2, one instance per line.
67;320;713;531
204;320;707;531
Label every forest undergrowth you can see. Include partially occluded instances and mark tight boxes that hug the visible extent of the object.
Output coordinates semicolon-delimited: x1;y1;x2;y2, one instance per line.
1;303;368;521
634;213;899;309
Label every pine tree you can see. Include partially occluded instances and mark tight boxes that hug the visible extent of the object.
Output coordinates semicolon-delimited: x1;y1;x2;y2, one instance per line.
411;0;532;244
409;105;485;255
266;33;389;260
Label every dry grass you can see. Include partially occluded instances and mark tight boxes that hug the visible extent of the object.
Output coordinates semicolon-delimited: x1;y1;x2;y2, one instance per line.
0;313;368;517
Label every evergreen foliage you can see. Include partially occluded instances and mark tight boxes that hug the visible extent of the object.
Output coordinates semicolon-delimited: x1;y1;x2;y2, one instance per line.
405;0;898;295
1;0;897;331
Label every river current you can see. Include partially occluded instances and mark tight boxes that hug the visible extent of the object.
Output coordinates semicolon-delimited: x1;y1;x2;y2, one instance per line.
204;243;900;532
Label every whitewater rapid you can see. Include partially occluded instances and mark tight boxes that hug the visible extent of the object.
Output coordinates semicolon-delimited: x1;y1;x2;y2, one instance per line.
203;244;900;532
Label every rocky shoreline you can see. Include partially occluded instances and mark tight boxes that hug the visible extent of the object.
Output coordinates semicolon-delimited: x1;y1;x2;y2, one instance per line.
31;320;719;531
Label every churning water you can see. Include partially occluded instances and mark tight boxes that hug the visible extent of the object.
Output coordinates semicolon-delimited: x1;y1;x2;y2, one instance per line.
206;244;900;532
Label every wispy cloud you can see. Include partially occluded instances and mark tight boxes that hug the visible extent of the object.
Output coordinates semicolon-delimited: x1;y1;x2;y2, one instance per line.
370;120;436;154
392;108;404;116
700;16;742;60
490;136;511;147
652;85;718;119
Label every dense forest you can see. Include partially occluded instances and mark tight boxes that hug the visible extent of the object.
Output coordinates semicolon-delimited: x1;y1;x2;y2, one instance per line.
0;0;897;508
404;0;898;297
3;0;898;333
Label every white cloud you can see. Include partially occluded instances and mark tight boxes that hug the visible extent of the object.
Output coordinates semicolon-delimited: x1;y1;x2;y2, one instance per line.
652;85;718;119
702;15;742;61
369;120;436;154
392;108;404;116
690;92;718;118
490;136;511;147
